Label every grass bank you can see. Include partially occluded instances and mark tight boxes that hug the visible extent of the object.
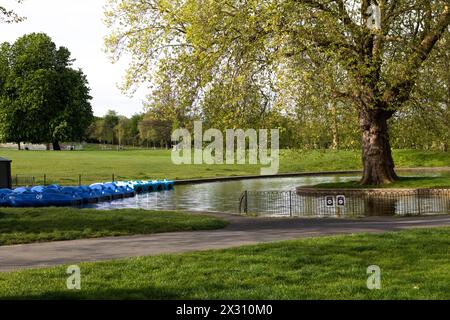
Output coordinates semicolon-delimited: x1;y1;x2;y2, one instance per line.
310;174;450;189
0;208;227;246
0;149;449;184
0;227;448;299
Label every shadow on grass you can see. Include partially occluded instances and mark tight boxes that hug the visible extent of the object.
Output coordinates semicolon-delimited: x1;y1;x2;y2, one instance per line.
3;287;183;300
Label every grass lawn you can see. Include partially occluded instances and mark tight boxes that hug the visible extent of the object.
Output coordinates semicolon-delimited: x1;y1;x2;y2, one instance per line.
0;227;448;299
0;148;449;185
0;208;227;246
310;174;450;189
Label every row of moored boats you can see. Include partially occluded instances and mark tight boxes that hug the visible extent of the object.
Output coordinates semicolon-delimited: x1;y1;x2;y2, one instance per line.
0;180;174;207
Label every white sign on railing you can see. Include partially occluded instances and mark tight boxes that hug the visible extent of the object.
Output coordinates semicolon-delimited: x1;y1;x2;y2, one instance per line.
325;195;346;208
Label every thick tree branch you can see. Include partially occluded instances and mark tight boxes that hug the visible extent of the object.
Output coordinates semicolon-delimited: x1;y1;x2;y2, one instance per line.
382;4;450;109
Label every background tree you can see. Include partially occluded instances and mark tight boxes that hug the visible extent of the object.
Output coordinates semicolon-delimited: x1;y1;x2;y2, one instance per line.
0;33;93;150
103;110;119;144
51;68;93;148
88;113;145;147
88;117;106;144
129;113;144;146
114;116;131;147
105;0;450;185
138;111;173;149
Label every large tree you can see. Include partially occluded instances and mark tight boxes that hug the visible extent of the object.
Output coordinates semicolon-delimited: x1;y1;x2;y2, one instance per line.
0;33;93;150
105;0;450;184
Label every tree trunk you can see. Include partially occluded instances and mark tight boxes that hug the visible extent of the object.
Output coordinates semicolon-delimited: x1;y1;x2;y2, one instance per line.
17;142;21;150
331;103;339;150
360;109;399;185
52;141;61;151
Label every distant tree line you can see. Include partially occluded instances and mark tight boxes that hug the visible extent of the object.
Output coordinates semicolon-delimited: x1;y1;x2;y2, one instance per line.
87;110;172;149
89;101;449;151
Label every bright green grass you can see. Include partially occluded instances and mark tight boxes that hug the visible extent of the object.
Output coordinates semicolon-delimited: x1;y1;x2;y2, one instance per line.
0;208;227;246
0;227;448;299
311;174;450;189
0;148;449;185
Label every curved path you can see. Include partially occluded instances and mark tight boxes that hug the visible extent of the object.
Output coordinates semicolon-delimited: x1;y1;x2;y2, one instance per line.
0;213;449;272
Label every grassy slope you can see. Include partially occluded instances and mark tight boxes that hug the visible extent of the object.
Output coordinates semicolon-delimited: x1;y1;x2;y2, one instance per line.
0;149;449;184
0;227;448;300
0;208;227;246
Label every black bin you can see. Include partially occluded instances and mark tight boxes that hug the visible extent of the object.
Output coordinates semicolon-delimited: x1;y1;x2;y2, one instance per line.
0;157;12;189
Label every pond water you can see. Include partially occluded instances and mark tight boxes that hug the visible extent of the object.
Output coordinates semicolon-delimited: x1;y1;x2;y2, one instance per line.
89;174;358;213
88;171;449;216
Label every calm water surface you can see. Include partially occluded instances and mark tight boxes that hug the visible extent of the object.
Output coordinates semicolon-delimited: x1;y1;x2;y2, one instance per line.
90;175;363;213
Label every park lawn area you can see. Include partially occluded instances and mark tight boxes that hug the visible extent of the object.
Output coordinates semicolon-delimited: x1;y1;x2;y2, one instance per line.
0;208;227;246
0;148;449;185
0;227;448;299
310;173;450;189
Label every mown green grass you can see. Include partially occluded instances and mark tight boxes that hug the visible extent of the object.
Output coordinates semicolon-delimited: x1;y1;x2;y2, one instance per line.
2;149;262;184
0;227;448;299
311;174;450;189
0;208;227;246
0;148;449;185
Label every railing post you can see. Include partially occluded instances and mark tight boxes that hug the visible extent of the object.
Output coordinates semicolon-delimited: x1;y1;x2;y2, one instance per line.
289;191;293;217
79;174;82;187
112;173;115;182
32;176;35;187
244;190;248;214
417;189;421;215
43;174;46;186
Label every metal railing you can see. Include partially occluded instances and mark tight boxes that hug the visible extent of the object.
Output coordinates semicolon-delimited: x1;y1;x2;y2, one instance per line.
239;189;450;217
11;174;118;187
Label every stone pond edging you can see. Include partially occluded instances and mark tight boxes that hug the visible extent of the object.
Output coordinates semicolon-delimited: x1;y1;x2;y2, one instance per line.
174;167;450;186
296;187;450;197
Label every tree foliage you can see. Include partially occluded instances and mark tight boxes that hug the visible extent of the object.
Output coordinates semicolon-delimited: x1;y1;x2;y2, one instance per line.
105;0;450;183
0;33;93;148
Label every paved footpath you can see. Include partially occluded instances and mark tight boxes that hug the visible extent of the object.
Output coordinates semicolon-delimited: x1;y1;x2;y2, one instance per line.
0;213;449;272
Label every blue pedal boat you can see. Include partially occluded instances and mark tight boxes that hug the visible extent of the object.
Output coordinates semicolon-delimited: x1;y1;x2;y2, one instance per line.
114;182;135;198
0;189;12;207
17;186;83;207
128;181;144;193
141;180;154;192
139;180;153;192
7;191;44;207
163;180;175;190
46;185;62;191
47;190;83;207
76;186;101;203
60;186;95;204
151;180;164;192
103;183;125;200
89;183;114;201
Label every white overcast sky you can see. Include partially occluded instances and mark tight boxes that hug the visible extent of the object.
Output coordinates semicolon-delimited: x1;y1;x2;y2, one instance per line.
0;0;148;117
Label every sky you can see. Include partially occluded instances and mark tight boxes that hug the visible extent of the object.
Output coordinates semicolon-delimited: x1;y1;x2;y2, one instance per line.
0;0;148;117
